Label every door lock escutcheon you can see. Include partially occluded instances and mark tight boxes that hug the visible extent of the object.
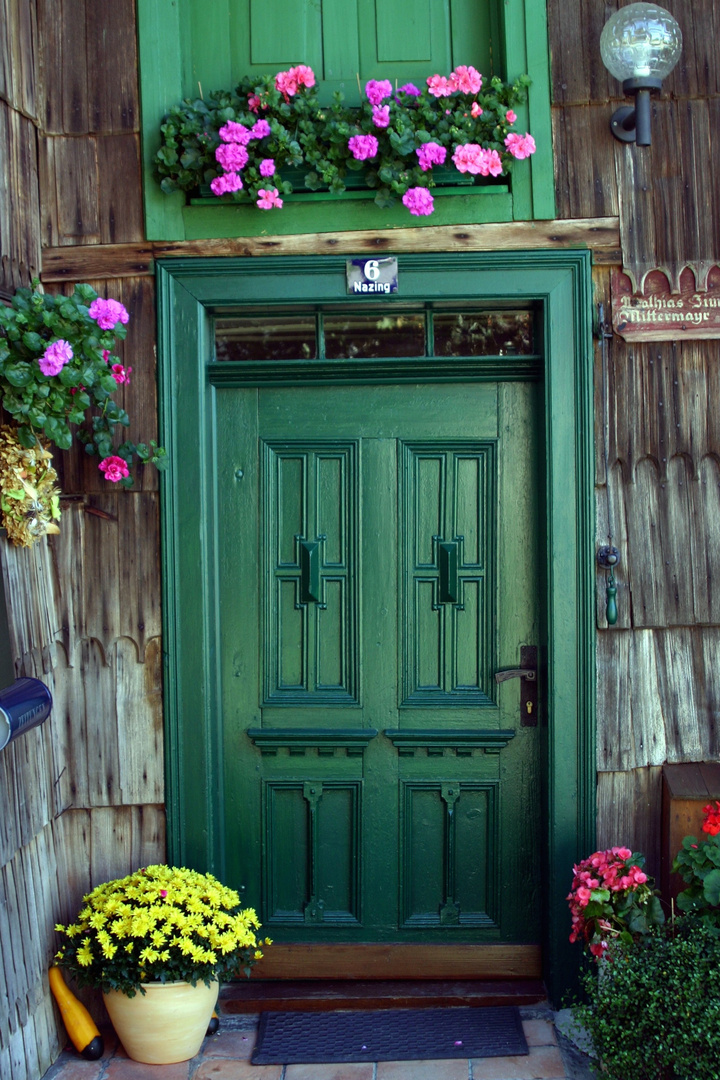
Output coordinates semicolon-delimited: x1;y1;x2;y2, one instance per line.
494;645;538;727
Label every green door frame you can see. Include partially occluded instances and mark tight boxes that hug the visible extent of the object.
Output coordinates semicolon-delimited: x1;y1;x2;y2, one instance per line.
156;250;595;1003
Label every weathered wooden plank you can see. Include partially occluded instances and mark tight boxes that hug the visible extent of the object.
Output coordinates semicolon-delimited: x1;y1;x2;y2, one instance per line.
115;637;164;804
116;499;162;654
59;0;88;134
596;767;664;879
546;0;613;106
118;276;160;491
51;136;100;244
47;647;91;813
552;105;619;221
39;217;622;280
97;135;144;243
86;0;139;133
2;859;29;1029
129;803;166;868
615;140;657;294
81;637;120;807
89;805;132;888
253;944;542;980
1;0;38;119
0;104;41;293
37;134;59;249
52;810;92;925
35;0;62;133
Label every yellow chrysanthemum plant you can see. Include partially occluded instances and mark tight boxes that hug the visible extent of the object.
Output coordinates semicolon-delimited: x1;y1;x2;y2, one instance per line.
54;865;271;998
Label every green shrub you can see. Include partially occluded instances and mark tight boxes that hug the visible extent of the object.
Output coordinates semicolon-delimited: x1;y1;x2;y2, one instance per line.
573;920;720;1080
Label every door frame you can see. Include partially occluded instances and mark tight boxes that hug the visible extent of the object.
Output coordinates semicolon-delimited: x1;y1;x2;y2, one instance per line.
156;250;595;1003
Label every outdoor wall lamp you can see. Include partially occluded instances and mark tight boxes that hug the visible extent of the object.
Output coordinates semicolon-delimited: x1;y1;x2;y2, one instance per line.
600;2;682;146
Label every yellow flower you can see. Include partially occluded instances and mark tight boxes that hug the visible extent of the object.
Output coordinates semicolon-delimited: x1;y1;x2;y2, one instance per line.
254;950;263;960
77;939;94;967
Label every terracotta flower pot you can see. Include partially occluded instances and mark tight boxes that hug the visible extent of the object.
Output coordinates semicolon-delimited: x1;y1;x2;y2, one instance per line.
103;979;218;1064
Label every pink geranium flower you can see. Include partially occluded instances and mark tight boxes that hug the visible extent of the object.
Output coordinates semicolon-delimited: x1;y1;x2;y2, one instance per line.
452;143;485;174
505;109;517;124
98;455;130;483
256;187;283;209
111;363;132;385
471;102;483;118
365;79;393;105
251;119;271;140
292;64;315;88
504;132;537;159
451;65;482;95
426;74;453;98
402;187;434;216
247;94;261;113
88;298;129;331
372;105;390;128
259;158;275;177
38;339;73;377
215;143;249;172
210;173;243;196
275;69;298;98
348;134;378;161
218;121;252;145
416;142;447;171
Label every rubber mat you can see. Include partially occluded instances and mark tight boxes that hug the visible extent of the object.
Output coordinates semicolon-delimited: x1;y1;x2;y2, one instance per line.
251;1005;529;1063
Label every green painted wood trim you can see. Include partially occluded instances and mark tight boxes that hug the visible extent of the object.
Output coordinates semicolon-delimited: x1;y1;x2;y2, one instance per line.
247;728;379;748
180;191;514;241
157;249;594;1004
137;0;187;240
208;356;543;387
503;0;556;221
384;729;516;749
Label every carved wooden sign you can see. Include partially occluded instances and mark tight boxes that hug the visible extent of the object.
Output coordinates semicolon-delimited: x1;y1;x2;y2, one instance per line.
611;266;720;340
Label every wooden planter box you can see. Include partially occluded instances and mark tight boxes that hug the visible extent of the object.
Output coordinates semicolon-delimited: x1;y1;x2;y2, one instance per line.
660;761;720;902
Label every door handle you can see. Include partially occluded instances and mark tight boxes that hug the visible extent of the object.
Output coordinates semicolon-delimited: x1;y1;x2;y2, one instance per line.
296;534;327;608
494;668;536;683
438;541;458;604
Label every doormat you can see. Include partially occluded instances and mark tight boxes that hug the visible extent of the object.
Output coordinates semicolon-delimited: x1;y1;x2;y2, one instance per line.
251;1005;528;1063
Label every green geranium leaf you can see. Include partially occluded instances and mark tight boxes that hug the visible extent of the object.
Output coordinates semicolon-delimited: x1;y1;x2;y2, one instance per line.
22;331;44;352
5;363;33;387
703;868;720;906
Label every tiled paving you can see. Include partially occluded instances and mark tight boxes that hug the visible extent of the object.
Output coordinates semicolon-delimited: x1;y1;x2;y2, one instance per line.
42;1009;595;1080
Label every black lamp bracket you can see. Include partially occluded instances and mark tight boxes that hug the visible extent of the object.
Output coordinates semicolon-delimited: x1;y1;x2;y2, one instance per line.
610;78;663;145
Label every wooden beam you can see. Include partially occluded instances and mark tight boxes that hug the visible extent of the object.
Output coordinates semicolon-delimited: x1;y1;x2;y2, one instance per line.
40;217;620;281
248;943;542;981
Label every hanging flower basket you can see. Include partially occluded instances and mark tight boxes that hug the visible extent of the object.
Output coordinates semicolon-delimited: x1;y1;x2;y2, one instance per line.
0;282;168;546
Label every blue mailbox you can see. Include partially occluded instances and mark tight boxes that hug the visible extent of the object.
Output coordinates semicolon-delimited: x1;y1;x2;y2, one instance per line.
0;678;53;750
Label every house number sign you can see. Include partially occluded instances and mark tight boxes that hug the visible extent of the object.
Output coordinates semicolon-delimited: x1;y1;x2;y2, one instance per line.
346;257;398;295
611;266;720;341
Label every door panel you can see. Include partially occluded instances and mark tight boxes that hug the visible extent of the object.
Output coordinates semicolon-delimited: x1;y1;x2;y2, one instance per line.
218;379;540;947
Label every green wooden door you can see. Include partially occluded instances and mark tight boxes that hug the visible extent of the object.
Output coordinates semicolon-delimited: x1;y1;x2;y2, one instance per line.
216;375;541;948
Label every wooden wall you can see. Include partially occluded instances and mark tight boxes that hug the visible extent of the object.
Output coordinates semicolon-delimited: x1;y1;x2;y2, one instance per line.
548;0;720;874
2;0;720;1076
0;3;164;1078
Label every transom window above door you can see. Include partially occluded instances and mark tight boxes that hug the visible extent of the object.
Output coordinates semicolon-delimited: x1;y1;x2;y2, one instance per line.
215;306;536;363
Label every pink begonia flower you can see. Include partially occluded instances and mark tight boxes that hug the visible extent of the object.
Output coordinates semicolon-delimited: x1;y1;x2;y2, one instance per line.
88;298;129;330
98;455;130;483
292;64;315;88
218;121;252;145
398;83;421;96
259;158;275;177
111;363;132;385
216;143;249;172
247;94;261;113
210;172;244;196
451;65;482;95
275;69;298;98
348;134;378;161
38;339;73;377
504;132;536;159
402;186;434;216
365;79;393;105
251;119;272;139
505;109;517;124
372;104;390;128
416;142;447;171
257;187;283;209
427;74;453;98
471;102;483;118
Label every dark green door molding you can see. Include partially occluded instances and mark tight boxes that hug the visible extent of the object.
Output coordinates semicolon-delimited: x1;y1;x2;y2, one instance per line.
157;250;595;1003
